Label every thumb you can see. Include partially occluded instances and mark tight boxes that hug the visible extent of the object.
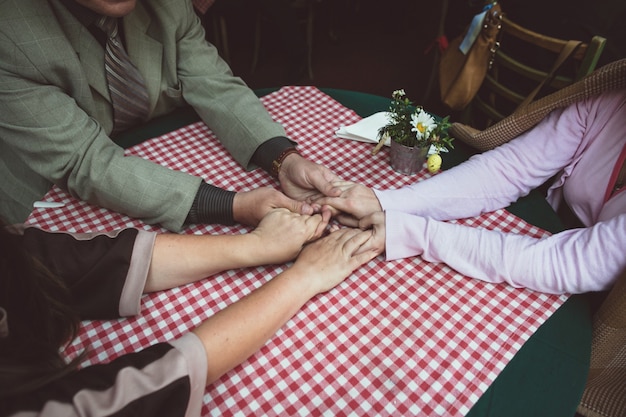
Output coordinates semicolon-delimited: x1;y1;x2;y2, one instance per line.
359;211;385;230
308;170;342;197
336;213;360;228
319;181;342;198
310;211;331;238
281;194;314;215
359;213;376;230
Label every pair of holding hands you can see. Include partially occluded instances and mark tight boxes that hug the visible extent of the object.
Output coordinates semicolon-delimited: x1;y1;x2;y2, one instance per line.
237;153;383;234
233;153;340;226
248;179;384;274
234;155;385;286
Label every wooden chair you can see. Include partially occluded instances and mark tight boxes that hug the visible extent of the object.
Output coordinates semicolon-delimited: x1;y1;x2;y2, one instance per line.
462;15;606;129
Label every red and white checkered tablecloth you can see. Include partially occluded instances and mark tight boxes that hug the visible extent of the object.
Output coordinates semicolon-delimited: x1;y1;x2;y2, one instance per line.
26;86;568;416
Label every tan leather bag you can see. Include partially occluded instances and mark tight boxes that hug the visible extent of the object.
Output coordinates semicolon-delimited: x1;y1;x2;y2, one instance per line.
439;2;503;111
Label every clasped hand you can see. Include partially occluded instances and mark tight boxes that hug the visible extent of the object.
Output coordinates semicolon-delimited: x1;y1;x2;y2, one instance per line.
233;154;341;226
249;208;380;284
313;180;387;256
273;155;386;258
250;208;328;265
235;155;386;259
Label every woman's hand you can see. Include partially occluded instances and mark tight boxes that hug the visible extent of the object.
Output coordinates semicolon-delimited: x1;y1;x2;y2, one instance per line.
195;226;378;385
355;211;386;256
313;181;382;225
233;187;316;226
289;227;379;295
249;208;330;265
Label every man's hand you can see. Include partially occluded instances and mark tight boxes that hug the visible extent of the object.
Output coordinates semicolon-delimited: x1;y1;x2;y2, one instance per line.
278;153;342;205
233;187;326;226
313;180;382;224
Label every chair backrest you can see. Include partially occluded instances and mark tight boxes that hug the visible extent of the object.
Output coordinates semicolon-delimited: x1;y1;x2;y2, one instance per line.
464;15;607;129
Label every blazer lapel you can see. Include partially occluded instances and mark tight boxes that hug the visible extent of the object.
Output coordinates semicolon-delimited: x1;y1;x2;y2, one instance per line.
48;0;110;102
124;3;163;113
77;28;110;101
48;0;163;113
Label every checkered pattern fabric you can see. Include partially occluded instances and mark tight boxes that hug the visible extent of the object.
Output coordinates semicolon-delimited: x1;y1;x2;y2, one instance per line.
451;58;626;151
26;86;568;416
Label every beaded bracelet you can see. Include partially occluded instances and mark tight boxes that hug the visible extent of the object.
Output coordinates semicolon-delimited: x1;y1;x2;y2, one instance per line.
271;147;300;178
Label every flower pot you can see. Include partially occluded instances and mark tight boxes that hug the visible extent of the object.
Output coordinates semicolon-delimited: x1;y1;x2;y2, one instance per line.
389;140;428;175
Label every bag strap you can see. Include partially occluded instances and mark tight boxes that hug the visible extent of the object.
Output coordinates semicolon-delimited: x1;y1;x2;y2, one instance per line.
605;147;626;202
516;40;582;110
450;59;626;152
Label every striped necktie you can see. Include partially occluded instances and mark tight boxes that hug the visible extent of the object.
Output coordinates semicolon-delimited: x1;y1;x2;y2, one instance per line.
95;16;150;134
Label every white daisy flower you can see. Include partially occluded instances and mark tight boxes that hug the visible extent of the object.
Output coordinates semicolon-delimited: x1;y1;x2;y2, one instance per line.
410;109;436;140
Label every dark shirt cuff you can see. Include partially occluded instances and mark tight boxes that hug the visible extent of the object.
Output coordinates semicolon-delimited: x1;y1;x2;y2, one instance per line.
252;136;296;174
185;183;236;225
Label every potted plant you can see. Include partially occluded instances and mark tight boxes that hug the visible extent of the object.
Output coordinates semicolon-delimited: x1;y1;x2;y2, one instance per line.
373;89;454;175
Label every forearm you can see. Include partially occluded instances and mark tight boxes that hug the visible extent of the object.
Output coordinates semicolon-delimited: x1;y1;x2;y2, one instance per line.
386;211;626;293
192;266;315;384
1;110;199;231
375;145;554;221
0;60;200;231
145;232;270;292
375;108;585;220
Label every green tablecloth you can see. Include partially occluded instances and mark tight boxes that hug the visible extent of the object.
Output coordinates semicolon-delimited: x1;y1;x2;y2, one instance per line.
116;87;591;417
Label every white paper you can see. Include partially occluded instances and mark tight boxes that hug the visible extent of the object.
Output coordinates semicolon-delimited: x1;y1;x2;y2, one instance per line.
33;201;65;208
335;112;448;156
335;111;391;146
459;10;487;55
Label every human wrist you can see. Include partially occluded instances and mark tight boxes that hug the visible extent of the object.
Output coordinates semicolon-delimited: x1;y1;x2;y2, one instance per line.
272;148;300;179
185;183;236;225
234;232;267;267
251;136;295;174
276;265;320;298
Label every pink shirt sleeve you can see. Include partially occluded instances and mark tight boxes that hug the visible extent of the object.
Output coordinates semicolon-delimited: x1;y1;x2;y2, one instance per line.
385;210;625;294
376;90;626;294
374;105;587;221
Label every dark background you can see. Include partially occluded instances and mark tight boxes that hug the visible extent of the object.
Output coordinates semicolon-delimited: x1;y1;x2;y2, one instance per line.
202;0;626;116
